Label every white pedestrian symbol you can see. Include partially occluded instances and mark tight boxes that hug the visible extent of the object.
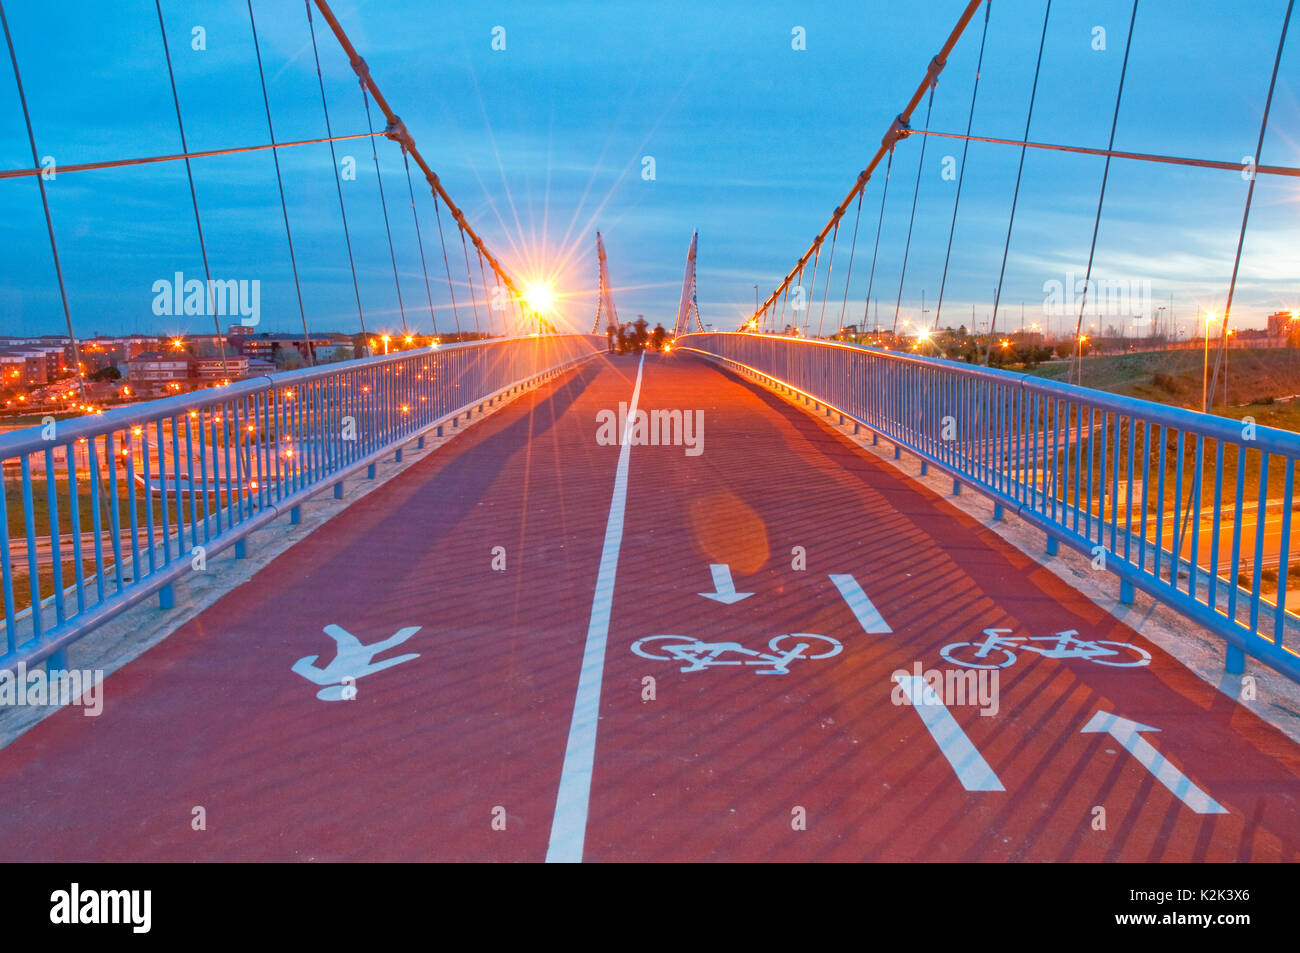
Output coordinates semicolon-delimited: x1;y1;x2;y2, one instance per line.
292;624;422;701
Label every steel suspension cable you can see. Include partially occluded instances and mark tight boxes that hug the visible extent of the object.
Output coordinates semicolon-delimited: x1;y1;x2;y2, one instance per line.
476;248;494;336
893;86;937;335
1207;0;1294;410
459;228;482;334
1;1;86;401
1071;0;1139;387
935;0;991;330
247;0;314;364
430;191;462;336
0;132;380;180
1167;0;1294;579
306;0;366;340
862;148;895;332
156;0;229;380
817;222;839;338
837;188;865;330
310;1;523;308
751;0;986;324
402;148;439;336
492;269;506;338
909;130;1300;179
360;84;407;335
792;266;804;331
804;244;822;335
986;0;1052;365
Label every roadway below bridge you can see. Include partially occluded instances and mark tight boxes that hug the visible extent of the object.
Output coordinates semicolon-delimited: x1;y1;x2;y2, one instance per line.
0;351;1297;861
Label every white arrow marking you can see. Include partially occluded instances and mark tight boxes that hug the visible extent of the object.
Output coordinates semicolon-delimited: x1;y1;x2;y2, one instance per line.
699;563;752;604
829;573;891;633
895;676;1004;791
1081;710;1227;815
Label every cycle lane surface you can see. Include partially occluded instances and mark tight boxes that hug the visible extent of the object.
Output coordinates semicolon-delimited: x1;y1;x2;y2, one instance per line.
0;356;641;861
577;355;1300;861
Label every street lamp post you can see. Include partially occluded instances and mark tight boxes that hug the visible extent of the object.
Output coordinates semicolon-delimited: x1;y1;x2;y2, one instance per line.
1202;312;1215;413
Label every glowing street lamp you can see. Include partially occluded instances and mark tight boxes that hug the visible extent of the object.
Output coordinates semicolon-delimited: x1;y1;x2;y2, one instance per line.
1202;311;1218;411
523;281;555;315
522;281;557;334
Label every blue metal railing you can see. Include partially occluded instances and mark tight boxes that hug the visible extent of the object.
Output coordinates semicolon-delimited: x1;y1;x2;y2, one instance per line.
0;334;601;671
680;332;1300;684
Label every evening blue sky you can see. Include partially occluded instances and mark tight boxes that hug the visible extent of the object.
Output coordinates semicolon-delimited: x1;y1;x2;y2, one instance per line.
0;0;1296;339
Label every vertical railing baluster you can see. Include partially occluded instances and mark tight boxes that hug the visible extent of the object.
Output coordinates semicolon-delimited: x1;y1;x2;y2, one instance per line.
231;400;247;524
1274;458;1293;646
155;418;170;568
21;458;42;640
87;434;106;603
106;432;125;595
124;429;142;586
46;446;65;624
1109;413;1121;553
1154;426;1167;582
198;409;213;543
170;412;184;561
1228;448;1246;624
1123;417;1135;564
141;425;156;575
1172;431;1185;588
67;444;85;615
0;464;16;656
1209;441;1224;610
184;412;198;556
1250;453;1270;637
1189;436;1204;598
1139;421;1151;574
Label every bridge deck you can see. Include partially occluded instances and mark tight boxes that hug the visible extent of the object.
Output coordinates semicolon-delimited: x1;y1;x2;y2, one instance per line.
1;352;1297;861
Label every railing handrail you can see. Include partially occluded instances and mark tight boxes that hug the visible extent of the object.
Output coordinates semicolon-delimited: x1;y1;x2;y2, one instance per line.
0;335;582;460
691;332;1300;456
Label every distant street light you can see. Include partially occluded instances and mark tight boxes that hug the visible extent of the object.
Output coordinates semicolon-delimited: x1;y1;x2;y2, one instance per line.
1202;312;1217;412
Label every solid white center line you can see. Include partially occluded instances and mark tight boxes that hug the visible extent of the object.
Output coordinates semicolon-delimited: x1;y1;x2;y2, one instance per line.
829;573;892;633
546;352;645;863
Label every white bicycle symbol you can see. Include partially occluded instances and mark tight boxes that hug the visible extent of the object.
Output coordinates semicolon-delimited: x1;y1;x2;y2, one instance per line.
631;633;842;675
939;628;1151;670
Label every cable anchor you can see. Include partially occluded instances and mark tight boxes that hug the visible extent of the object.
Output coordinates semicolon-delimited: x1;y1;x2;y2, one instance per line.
384;117;412;151
883;116;912;151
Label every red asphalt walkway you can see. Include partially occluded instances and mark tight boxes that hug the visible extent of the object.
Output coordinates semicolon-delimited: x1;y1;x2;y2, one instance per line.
0;352;1297;861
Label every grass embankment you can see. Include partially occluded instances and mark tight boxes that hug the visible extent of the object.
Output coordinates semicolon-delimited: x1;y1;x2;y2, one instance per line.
1024;348;1300;417
1012;349;1300;593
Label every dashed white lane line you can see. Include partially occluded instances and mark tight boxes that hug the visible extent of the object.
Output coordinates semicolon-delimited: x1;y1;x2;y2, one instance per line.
830;573;892;634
